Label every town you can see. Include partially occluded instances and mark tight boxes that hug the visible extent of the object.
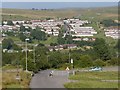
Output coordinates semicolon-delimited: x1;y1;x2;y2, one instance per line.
1;18;119;53
1;2;119;89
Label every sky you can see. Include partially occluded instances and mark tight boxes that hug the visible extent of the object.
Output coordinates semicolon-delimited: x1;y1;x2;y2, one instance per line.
2;0;120;2
2;2;118;9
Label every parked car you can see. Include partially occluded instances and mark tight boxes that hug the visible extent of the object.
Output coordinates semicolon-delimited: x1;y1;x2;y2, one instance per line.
88;66;102;71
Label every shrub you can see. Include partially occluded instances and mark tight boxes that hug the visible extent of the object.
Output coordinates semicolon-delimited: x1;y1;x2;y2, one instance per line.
109;58;118;66
93;59;106;67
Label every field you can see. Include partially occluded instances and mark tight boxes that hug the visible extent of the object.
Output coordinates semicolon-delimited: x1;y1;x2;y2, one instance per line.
2;65;32;88
2;6;118;21
40;36;58;44
64;71;118;88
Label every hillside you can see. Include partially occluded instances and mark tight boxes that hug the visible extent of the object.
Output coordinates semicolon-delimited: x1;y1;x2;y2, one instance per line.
1;6;118;21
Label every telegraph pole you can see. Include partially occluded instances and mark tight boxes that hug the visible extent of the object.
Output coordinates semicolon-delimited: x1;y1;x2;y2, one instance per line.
25;38;29;72
33;45;35;63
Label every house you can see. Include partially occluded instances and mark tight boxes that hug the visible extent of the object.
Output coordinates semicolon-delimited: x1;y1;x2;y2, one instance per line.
47;44;77;51
73;38;82;41
104;27;120;39
82;38;89;41
3;49;8;53
13;21;25;24
2;33;7;37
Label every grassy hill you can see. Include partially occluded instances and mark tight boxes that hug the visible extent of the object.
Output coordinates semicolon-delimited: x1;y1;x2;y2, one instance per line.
1;6;118;21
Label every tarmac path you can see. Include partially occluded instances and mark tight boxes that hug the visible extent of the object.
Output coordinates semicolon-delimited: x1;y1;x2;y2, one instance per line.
30;66;119;88
30;70;69;88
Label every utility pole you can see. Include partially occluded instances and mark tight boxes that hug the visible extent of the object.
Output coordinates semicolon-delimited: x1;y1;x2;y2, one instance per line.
69;50;70;63
67;23;71;64
25;38;29;72
33;45;35;63
33;44;38;63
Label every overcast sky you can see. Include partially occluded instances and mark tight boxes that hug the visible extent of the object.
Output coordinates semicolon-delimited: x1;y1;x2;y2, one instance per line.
2;2;118;9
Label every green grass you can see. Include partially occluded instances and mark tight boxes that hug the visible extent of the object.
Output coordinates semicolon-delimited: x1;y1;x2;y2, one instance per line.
64;71;118;88
69;71;118;80
2;64;17;70
2;6;118;20
6;84;22;88
39;36;58;44
2;71;32;88
8;35;58;45
64;81;118;88
2;14;32;21
8;36;21;42
2;65;32;88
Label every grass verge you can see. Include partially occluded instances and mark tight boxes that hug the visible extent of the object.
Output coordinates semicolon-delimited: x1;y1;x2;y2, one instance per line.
2;65;32;88
64;71;118;88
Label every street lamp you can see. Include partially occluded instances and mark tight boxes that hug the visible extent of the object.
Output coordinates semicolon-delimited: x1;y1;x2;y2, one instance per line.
25;38;29;72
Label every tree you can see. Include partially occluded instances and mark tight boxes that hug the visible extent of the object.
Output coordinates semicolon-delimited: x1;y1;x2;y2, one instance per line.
2;38;14;50
5;31;14;36
115;39;120;57
19;33;27;42
2;52;20;66
2;38;21;50
65;35;73;44
93;59;106;67
57;37;65;44
37;43;45;47
35;46;49;70
78;55;93;68
31;28;47;41
7;20;14;26
2;53;12;66
50;43;58;46
93;38;111;60
20;25;26;32
109;58;118;66
100;19;119;27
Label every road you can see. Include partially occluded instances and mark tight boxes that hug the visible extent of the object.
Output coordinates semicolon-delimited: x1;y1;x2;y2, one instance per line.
30;66;118;88
30;70;69;88
102;66;119;71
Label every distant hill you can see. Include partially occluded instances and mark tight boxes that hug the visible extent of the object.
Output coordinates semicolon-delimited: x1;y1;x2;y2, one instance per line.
1;6;118;21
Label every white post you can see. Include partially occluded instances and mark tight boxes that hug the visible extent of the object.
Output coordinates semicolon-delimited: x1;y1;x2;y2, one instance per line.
71;59;74;75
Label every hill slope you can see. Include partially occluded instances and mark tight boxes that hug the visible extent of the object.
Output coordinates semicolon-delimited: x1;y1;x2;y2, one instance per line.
1;6;118;20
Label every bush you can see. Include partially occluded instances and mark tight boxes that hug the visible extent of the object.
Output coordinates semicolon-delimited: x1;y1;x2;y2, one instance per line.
7;20;14;26
109;58;118;66
93;59;106;67
79;55;93;68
